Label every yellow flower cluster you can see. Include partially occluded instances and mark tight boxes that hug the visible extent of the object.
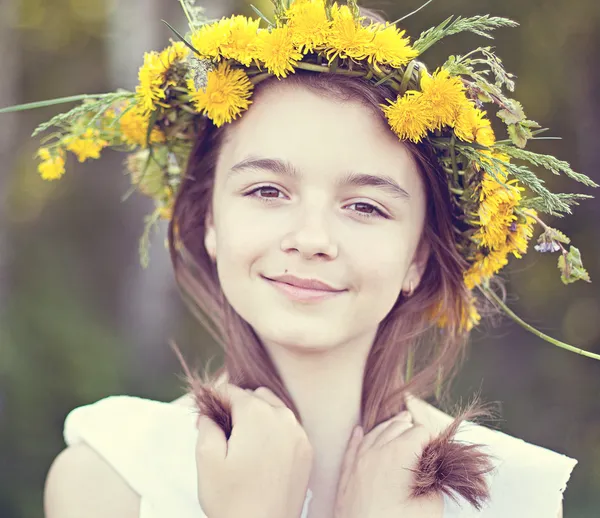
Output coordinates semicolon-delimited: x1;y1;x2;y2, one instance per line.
382;69;495;145
458;151;537;289
326;4;417;67
37;147;66;181
136;42;189;116
64;128;108;162
189;0;417;79
464;208;537;290
119;105;165;148
185;1;418;129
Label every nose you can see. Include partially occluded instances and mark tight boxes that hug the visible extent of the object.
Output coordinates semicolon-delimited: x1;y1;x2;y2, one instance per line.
280;205;339;260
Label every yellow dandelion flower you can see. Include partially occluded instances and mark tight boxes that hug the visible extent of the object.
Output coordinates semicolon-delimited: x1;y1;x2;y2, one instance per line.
364;23;418;68
136;51;167;115
37;147;66;181
474;173;522;249
136;42;189;116
381;91;433;143
454;104;494;145
506;209;537;259
120;106;165;148
187;62;254;127
326;4;373;62
475;115;495;147
420;69;468;129
190;20;231;60
64;128;108;162
286;0;331;54
257;25;303;79
158;41;189;71
218;15;261;66
463;246;511;290
453;102;480;142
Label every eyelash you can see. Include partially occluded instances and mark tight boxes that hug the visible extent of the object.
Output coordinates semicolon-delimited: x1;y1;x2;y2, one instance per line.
243;185;389;220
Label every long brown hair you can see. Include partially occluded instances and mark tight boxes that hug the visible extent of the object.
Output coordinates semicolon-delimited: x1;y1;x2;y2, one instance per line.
167;69;497;508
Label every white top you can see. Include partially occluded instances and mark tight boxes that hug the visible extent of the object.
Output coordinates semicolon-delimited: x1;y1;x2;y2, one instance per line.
63;394;577;518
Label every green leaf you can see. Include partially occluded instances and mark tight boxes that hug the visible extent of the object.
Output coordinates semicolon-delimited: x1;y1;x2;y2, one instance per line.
507;123;527;148
0;93;115;115
249;4;274;26
558;246;591;284
139;207;163;269
457;146;574;216
31;91;133;137
521;193;594;213
477;91;493;103
539;227;571;245
496;145;599;188
414;15;519;54
161;19;202;57
497;99;525;124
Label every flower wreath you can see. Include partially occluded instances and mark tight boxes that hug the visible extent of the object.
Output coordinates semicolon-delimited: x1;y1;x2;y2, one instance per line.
2;0;598;360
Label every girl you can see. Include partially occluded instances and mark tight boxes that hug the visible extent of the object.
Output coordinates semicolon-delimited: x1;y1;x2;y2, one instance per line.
5;1;594;517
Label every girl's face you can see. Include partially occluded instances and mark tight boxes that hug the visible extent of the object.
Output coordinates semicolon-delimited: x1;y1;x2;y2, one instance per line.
205;82;429;352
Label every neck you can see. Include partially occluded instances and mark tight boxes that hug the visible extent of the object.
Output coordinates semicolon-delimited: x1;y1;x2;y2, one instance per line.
259;329;377;495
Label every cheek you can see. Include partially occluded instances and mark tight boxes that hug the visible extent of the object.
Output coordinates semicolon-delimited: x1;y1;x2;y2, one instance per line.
351;234;409;293
215;199;272;259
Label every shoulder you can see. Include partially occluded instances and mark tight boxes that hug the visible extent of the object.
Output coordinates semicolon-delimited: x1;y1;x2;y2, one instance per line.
406;395;572;518
44;442;140;518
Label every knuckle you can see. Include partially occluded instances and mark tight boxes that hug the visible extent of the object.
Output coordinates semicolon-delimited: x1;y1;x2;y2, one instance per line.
276;405;297;422
254;386;274;396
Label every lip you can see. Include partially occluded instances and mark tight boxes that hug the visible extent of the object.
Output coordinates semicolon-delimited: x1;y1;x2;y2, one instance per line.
265;274;344;292
263;277;346;303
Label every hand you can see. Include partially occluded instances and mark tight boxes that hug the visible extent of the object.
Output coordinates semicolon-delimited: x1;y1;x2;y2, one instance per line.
333;411;444;518
195;384;314;518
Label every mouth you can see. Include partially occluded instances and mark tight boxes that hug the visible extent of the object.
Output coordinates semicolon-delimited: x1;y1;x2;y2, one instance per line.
262;276;346;303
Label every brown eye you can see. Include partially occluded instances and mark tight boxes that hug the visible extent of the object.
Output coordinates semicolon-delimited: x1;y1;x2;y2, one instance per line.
244;186;388;220
245;185;284;199
345;201;388;220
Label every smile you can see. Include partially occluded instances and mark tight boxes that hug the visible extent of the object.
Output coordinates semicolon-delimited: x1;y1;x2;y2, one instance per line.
264;277;346;303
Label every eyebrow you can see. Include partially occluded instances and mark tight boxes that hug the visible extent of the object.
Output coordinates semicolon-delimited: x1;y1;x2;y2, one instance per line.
228;156;411;200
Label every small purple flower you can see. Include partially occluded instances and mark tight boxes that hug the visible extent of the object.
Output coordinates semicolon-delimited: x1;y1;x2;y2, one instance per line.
534;241;561;253
509;221;518;232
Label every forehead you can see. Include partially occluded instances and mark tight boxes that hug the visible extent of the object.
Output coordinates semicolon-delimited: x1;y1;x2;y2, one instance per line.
218;82;421;189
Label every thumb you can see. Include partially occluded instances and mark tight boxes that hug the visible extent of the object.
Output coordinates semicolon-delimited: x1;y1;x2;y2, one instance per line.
196;414;228;463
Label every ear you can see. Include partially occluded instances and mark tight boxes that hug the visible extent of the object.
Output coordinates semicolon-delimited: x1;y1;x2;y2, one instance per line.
204;208;217;262
402;238;431;293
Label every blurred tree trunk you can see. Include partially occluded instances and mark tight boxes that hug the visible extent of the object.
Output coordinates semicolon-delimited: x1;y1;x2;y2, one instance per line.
106;0;235;390
106;0;173;387
0;0;18;316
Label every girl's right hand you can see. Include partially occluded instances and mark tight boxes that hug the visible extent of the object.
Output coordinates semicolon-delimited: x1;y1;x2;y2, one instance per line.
195;383;314;518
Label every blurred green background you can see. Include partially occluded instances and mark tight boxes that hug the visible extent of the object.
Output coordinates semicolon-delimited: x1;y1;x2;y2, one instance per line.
0;0;599;516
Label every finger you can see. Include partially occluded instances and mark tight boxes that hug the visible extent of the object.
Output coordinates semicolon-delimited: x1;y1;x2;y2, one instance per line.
215;384;256;426
196;414;228;462
373;420;414;448
251;386;287;408
337;426;364;496
360;411;412;452
403;395;423;426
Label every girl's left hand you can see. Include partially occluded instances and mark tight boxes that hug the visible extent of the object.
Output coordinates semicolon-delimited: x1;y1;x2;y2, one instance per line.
333;411;444;518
